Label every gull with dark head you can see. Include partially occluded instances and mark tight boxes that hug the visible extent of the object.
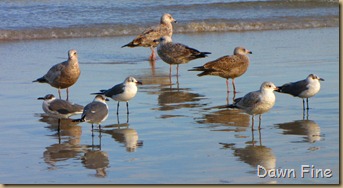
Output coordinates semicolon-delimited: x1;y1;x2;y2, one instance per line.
189;46;251;94
33;49;81;101
276;74;324;110
228;82;278;130
37;94;84;119
92;77;142;115
154;36;211;76
122;13;177;60
73;95;109;131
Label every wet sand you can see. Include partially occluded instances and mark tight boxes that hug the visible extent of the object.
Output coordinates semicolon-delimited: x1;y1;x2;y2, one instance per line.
0;27;339;184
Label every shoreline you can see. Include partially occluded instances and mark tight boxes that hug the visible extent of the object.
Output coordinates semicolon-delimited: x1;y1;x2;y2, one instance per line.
0;24;339;42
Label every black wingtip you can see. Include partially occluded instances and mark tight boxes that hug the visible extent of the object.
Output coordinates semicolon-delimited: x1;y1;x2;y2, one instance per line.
188;66;205;72
33;77;47;83
90;92;103;95
275;86;282;92
72;118;84;123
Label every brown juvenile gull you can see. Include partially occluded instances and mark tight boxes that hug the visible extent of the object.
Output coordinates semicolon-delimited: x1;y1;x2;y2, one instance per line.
73;95;109;131
189;46;252;93
228;82;278;130
154;36;211;76
92;77;142;115
276;74;324;110
122;13;177;60
33;49;80;101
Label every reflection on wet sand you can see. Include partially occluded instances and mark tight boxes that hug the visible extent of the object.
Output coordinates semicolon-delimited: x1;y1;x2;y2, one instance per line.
276;119;321;143
220;131;276;172
103;127;143;152
81;149;109;177
81;128;109;177
196;108;250;132
40;117;86;170
37;114;80;133
102;121;143;152
155;86;205;113
136;65;171;86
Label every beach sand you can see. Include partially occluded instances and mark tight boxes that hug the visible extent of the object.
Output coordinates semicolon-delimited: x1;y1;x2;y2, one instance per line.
0;27;339;184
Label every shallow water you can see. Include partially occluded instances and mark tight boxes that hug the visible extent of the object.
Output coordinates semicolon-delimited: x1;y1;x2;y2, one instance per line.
0;27;339;184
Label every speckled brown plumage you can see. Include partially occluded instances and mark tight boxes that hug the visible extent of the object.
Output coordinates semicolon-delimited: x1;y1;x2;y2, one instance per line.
122;13;176;60
189;46;251;93
33;49;80;101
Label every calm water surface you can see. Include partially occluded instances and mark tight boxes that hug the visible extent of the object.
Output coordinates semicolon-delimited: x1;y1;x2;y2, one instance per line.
0;27;338;184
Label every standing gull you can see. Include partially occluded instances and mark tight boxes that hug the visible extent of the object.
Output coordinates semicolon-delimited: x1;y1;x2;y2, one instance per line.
189;46;252;93
276;74;324;110
73;95;109;131
92;77;142;115
122;13;177;60
37;94;84;119
154;36;211;77
33;49;80;101
228;82;278;130
38;94;84;132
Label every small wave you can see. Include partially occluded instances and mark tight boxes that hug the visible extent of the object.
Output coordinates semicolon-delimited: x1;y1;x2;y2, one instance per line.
0;17;338;41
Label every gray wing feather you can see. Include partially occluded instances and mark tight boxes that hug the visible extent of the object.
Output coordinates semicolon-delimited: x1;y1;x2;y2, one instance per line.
49;99;83;114
82;102;108;122
102;83;125;97
279;79;308;97
237;91;261;108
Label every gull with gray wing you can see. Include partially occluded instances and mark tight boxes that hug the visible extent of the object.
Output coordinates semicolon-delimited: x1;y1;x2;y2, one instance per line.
276;74;324;110
228;82;278;130
92;77;142;115
73;95;109;131
37;94;84;119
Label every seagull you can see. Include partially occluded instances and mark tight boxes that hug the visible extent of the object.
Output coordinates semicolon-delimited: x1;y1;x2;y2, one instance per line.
73;95;109;131
33;49;81;101
228;82;278;130
154;36;211;76
189;46;251;93
276;74;324;110
37;94;84;119
92;77;142;115
122;13;177;60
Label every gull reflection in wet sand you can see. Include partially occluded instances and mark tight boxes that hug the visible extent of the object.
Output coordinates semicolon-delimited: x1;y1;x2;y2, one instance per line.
39;117;86;170
102;117;143;152
220;131;276;173
196;108;250;132
156;86;205;112
136;66;205;118
81;132;109;178
276;119;321;143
